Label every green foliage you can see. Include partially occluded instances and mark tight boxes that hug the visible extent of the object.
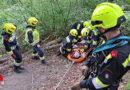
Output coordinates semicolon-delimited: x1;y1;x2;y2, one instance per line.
124;82;130;90
0;0;129;52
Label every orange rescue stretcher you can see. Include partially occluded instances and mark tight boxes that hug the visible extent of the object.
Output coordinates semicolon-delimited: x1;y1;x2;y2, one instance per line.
67;45;92;63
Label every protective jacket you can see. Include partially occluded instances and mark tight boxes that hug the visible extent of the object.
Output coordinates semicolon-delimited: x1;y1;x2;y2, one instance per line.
61;35;78;53
2;31;18;54
87;30;98;47
71;21;84;41
81;33;130;90
25;25;45;61
2;31;22;66
25;25;40;46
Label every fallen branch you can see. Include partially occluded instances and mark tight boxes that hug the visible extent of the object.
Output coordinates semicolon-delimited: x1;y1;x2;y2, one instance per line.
0;58;8;63
0;38;62;73
44;43;61;50
0;63;13;73
45;37;62;47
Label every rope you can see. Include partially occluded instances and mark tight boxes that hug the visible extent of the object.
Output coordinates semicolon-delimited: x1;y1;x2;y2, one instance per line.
54;60;77;90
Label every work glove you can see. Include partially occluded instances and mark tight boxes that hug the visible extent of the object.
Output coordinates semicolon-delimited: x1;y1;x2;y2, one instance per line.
37;44;41;48
82;65;90;77
39;40;42;44
11;53;16;59
71;82;81;90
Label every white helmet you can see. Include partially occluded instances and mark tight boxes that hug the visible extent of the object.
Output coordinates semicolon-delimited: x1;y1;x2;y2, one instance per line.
73;51;80;59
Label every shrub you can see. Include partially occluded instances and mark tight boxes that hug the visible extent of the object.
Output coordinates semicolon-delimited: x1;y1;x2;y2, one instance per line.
0;0;129;52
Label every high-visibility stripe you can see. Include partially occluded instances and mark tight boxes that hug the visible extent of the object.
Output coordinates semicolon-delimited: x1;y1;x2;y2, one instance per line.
106;54;112;60
92;77;109;89
73;48;77;51
122;54;130;68
0;55;3;58
78;36;81;38
102;40;106;44
93;41;97;45
7;51;13;55
32;53;38;56
9;36;13;41
77;24;81;30
14;60;21;66
73;39;78;42
67;48;71;52
66;37;70;42
103;53;112;63
93;30;98;35
40;56;45;60
9;35;15;42
87;40;91;43
31;42;35;46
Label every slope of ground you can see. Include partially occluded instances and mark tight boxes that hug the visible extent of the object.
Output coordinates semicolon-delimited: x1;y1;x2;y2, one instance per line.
0;48;129;90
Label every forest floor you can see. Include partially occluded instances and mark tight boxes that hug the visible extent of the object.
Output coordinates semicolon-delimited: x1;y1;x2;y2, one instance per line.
0;48;129;90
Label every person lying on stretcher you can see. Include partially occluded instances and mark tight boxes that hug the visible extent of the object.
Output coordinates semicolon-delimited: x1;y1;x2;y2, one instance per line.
71;45;87;59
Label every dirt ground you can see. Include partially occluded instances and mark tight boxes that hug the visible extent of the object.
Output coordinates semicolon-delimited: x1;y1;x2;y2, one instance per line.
0;48;129;90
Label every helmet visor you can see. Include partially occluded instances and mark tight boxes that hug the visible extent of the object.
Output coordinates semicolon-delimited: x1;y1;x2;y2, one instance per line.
91;21;103;26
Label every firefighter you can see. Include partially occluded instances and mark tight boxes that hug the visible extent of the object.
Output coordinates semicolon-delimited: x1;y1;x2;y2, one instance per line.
81;27;98;48
59;29;78;56
25;17;48;65
71;2;130;90
1;23;24;73
71;21;91;41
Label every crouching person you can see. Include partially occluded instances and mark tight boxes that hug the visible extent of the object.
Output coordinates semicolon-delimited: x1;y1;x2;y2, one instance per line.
2;23;24;73
81;27;98;49
71;2;130;90
59;29;78;56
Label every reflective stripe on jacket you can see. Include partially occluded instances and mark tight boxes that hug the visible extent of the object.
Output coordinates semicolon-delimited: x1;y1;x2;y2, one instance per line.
25;26;40;45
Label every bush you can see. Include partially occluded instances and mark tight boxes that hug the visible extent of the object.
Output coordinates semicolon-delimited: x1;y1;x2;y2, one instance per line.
0;0;129;52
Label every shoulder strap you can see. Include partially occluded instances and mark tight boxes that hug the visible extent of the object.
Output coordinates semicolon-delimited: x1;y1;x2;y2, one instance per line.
94;36;130;53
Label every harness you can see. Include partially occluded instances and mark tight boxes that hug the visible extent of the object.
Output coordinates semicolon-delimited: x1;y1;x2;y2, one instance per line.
94;36;130;53
88;36;130;89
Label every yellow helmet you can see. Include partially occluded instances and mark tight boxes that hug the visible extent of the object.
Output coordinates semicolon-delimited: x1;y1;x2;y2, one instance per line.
4;23;16;34
88;26;95;30
81;28;90;36
69;29;78;36
28;17;38;27
91;2;126;29
83;21;90;28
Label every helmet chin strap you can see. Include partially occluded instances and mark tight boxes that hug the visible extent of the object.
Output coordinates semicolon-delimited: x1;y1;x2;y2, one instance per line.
98;25;120;40
98;31;106;40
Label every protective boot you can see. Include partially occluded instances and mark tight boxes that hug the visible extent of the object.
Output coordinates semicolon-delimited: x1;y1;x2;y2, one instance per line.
41;60;49;66
18;66;25;70
13;65;22;73
32;56;39;60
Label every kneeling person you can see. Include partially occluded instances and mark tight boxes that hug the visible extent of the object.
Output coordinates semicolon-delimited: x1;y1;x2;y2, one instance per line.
81;27;98;48
60;29;78;56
